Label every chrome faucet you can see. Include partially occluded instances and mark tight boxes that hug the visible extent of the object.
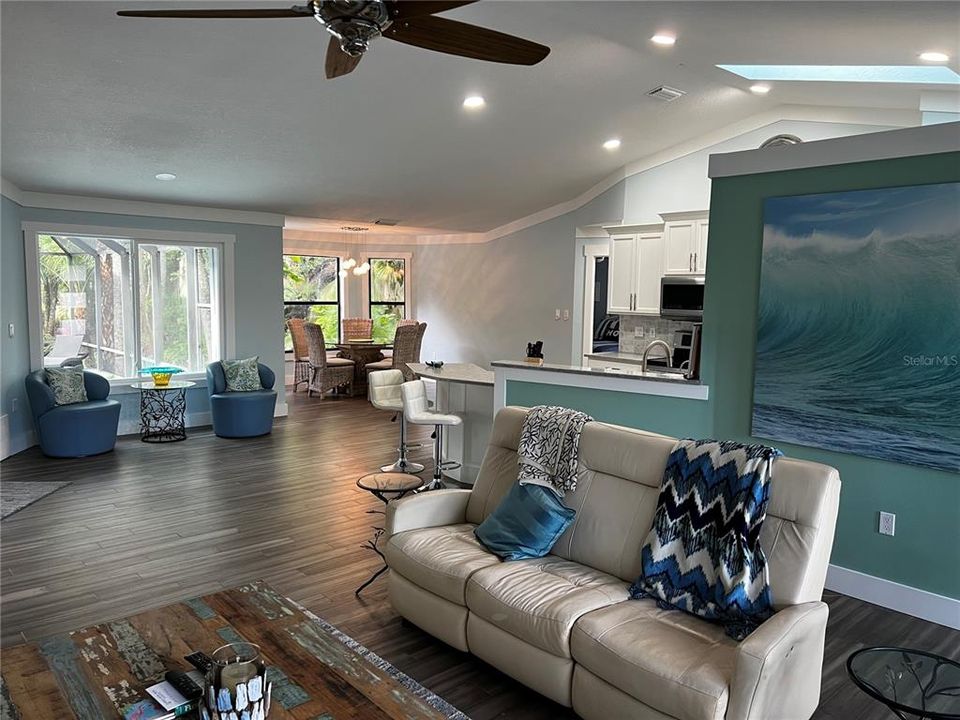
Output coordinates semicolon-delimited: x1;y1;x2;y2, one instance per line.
642;340;673;373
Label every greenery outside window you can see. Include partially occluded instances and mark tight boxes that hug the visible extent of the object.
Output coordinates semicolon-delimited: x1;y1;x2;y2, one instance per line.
368;258;406;344
36;233;222;378
283;255;340;349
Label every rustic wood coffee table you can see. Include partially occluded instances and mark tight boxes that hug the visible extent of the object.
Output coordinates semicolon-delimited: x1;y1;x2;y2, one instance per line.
0;580;467;720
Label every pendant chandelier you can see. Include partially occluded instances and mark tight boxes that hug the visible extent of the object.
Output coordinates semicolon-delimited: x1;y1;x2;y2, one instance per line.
338;226;370;277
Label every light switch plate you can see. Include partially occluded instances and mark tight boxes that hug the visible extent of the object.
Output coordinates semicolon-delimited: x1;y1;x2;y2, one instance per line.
7;323;13;338
554;309;561;321
879;511;896;536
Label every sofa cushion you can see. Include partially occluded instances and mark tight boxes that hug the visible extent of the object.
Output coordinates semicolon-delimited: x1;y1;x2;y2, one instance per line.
475;483;576;560
465;556;629;658
384;524;501;605
571;599;738;720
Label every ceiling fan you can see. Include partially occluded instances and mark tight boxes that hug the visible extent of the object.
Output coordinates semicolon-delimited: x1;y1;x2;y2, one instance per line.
117;0;550;79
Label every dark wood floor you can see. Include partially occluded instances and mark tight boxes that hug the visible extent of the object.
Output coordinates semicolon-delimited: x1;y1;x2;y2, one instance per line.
1;391;956;720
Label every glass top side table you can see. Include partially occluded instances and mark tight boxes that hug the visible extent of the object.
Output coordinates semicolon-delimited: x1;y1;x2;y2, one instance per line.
847;647;960;720
130;380;196;444
354;472;424;596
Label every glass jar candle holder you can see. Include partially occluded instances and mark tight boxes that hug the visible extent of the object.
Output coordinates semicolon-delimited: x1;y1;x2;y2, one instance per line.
202;642;272;720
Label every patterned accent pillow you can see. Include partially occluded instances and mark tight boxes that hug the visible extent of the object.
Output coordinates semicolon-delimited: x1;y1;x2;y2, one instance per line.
221;357;262;392
630;439;781;640
45;367;88;406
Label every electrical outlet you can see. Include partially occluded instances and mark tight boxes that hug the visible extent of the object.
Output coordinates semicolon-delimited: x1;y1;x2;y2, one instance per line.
7;323;13;338
879;511;896;536
634;327;644;338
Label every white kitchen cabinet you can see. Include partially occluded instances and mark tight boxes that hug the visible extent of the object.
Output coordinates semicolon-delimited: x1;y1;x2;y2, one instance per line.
635;232;664;313
604;224;664;315
607;234;637;313
661;211;709;275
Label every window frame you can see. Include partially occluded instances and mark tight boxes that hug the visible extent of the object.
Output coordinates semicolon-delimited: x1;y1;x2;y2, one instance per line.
282;253;342;349
23;222;236;385
361;252;413;334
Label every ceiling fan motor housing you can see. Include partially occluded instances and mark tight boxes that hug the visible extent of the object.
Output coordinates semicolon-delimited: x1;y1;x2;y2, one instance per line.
312;0;391;56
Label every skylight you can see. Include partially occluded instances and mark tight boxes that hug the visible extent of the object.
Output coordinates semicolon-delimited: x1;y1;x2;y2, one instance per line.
717;65;960;85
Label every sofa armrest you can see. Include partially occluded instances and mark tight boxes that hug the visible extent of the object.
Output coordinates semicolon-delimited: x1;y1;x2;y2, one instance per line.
385;489;471;538
727;601;829;720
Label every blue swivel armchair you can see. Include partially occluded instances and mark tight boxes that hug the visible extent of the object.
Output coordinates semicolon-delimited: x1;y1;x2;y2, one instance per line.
206;362;277;438
25;370;122;458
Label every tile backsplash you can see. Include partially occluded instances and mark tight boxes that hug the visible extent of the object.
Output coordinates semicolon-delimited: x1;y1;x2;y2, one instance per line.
618;315;696;354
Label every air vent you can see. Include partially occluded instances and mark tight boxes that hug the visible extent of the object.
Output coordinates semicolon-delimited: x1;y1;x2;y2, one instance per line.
340;225;369;232
646;85;686;102
373;218;399;226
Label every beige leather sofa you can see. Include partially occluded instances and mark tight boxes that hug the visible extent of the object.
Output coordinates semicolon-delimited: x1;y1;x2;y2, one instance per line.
384;407;841;720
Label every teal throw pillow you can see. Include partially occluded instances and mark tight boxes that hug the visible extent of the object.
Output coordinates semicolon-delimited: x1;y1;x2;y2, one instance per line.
45;366;88;406
475;483;576;561
221;357;262;392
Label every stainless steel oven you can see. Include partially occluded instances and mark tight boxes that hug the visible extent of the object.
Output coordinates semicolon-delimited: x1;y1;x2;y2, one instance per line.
660;276;704;320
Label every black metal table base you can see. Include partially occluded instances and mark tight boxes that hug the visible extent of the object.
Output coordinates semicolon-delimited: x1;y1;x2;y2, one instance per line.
139;387;188;443
355;487;415;596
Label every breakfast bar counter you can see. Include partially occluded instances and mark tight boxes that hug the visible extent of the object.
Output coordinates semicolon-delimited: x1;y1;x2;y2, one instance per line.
408;363;494;486
492;359;710;410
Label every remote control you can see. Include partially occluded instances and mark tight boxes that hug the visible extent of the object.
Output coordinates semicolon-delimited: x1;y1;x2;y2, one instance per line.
164;670;203;700
184;651;214;675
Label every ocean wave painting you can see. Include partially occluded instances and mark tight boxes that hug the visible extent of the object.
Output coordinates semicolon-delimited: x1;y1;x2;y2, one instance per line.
752;182;960;473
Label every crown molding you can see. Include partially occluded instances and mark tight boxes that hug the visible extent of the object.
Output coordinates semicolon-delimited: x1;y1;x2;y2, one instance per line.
1;177;24;205
709;120;960;178
15;191;285;227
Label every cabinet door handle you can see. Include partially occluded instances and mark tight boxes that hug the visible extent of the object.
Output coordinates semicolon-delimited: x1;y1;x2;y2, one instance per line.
694;252;698;271
689;253;693;272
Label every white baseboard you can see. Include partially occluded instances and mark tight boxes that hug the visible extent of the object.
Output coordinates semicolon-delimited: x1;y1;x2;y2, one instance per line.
826;564;960;630
274;402;289;418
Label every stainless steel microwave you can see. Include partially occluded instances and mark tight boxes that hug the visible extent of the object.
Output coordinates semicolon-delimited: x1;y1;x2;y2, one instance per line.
660;276;704;320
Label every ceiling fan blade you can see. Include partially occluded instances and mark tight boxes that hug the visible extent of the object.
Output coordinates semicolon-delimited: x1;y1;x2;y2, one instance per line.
116;7;312;19
389;1;479;20
326;36;363;79
386;15;549;65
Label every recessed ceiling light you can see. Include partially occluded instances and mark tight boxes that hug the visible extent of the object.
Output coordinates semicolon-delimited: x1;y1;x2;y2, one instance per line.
462;95;486;110
750;83;771;95
650;33;676;46
919;51;950;63
154;172;177;181
603;138;621;151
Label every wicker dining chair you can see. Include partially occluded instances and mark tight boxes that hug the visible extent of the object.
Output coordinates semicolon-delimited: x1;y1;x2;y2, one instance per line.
286;318;310;392
342;318;373;341
305;323;355;398
366;322;422;381
382;319;418;359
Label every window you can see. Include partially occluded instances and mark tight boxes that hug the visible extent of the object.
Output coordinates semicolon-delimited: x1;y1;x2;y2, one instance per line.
32;229;226;380
367;257;406;344
283;255;340;348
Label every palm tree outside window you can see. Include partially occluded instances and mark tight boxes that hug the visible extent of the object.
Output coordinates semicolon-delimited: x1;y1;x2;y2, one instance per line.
368;258;406;344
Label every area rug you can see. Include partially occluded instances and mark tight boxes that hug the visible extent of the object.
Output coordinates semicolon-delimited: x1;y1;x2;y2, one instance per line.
0;579;470;720
1;480;71;520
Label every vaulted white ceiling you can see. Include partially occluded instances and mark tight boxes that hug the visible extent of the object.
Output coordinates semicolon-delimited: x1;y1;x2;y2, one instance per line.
2;1;958;231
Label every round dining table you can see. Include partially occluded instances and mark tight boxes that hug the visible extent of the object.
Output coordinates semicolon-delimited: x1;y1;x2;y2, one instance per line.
334;340;388;397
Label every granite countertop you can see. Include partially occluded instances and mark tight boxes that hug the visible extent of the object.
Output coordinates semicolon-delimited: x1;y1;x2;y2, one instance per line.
408;362;495;386
491;360;701;385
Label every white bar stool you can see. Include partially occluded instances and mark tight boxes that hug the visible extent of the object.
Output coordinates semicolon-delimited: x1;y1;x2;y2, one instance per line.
400;379;462;490
368;370;424;473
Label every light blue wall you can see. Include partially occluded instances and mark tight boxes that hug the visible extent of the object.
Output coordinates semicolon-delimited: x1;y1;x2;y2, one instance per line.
4;204;284;449
1;195;33;454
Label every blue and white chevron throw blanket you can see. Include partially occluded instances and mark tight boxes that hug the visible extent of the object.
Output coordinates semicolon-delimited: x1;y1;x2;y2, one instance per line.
629;439;782;640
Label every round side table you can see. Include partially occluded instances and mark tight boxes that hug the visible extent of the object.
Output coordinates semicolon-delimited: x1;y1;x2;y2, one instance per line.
847;647;960;719
130;380;196;443
354;472;424;596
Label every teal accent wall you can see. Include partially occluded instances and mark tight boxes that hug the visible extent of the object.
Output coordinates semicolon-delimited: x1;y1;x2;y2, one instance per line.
505;381;713;439
506;150;960;599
